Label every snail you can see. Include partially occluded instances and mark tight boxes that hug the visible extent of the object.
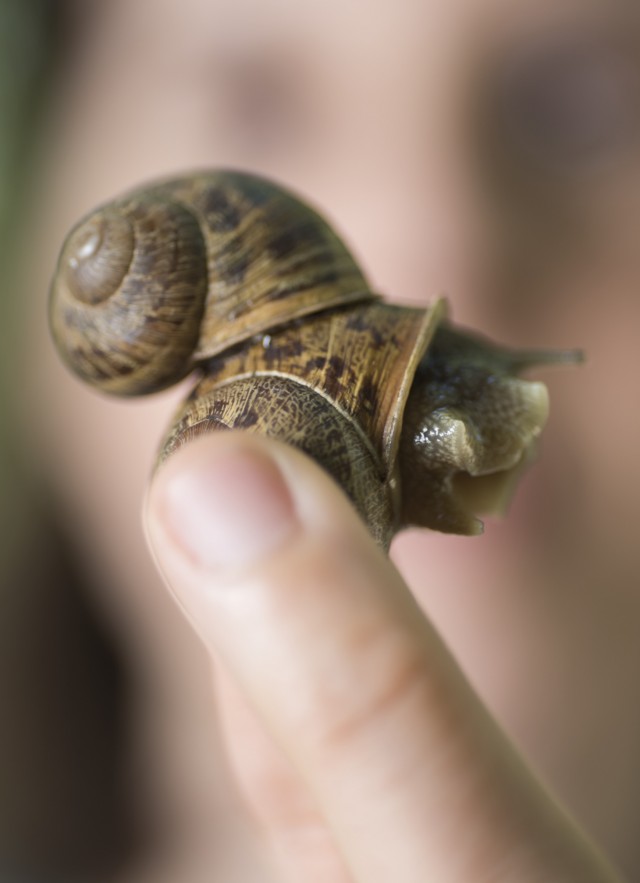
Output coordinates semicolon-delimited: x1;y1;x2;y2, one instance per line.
49;170;577;549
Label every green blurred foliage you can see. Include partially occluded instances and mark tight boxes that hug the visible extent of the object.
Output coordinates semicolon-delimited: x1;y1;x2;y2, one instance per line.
0;0;54;555
0;0;52;325
0;16;133;878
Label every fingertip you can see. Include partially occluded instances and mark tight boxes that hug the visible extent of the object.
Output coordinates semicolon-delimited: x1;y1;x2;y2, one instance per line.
146;433;300;573
144;431;382;604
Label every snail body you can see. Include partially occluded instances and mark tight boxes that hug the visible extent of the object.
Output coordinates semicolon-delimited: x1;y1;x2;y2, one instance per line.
50;171;569;548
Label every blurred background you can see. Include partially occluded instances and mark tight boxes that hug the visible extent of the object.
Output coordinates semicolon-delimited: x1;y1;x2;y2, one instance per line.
1;0;639;880
0;4;137;880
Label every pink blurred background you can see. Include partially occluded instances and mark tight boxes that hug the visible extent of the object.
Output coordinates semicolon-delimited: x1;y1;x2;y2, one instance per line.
1;0;639;879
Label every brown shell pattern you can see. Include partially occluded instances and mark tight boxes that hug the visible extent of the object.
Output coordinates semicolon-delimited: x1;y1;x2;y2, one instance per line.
160;300;444;545
161;172;375;358
49;171;377;394
49;169;567;546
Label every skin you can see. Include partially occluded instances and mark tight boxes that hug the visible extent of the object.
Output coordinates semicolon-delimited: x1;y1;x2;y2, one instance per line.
18;0;640;878
147;432;619;882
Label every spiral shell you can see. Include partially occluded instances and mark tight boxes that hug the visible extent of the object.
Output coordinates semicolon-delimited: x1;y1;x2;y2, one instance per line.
50;199;208;394
49;172;372;395
49;169;574;545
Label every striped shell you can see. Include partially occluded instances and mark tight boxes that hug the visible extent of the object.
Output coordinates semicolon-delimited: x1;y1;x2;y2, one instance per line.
50;171;373;395
50;171;564;547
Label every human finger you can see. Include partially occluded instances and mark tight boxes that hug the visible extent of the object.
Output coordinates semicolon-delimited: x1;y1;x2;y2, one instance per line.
145;432;620;883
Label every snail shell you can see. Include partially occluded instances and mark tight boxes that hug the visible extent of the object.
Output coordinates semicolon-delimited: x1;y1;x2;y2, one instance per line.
50;172;370;395
50;171;571;547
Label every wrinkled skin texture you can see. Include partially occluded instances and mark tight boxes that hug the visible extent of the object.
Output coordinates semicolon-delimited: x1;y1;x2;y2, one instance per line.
18;0;640;879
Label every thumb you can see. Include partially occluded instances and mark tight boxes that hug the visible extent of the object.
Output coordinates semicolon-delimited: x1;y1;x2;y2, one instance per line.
144;432;621;883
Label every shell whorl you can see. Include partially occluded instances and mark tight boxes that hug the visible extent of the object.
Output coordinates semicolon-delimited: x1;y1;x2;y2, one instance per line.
50;197;208;395
49;172;374;396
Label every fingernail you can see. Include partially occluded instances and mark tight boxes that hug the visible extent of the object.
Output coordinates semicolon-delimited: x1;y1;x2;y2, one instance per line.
153;439;298;571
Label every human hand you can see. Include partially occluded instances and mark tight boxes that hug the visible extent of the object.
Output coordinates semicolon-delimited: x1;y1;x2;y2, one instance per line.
145;433;621;883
